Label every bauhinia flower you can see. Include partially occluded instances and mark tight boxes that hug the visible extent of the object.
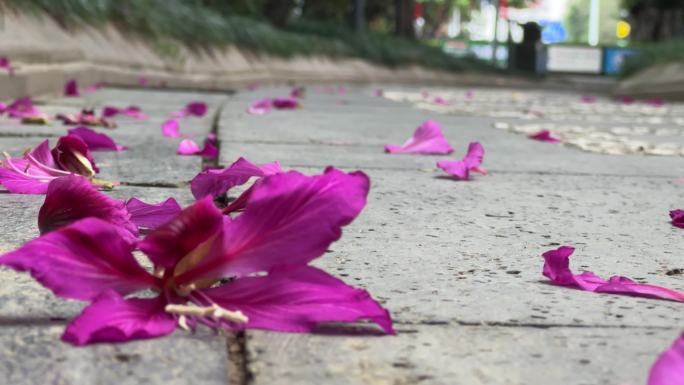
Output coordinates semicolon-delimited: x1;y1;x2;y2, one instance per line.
64;79;79;97
38;175;181;239
670;210;684;228
436;142;486;180
68;127;127;152
648;333;684;385
385;120;454;155
529;130;560;143
171;102;208;118
542;246;684;302
0;136;104;194
190;157;281;200
6;97;42;118
0;168;393;345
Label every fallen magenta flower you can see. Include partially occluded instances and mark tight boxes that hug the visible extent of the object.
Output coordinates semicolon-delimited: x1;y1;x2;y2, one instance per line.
176;137;217;159
247;98;272;115
161;119;181;137
102;106;148;120
529;130;560;143
648;333;684;385
57;109;116;128
190;157;281;199
64;79;79;97
171;102;208;118
0;169;393;345
542;246;684;302
385;120;454;155
67;127;127;151
670;210;684;228
436;142;486;180
6;97;41;118
0;136;103;194
272;97;298;109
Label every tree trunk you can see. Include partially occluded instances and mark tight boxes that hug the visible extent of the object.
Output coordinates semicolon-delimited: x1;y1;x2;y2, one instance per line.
394;0;415;39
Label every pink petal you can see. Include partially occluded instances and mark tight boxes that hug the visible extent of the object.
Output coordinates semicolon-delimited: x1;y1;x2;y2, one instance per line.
125;197;182;230
196;138;218;159
272;97;298;110
38;175;137;240
62;291;176;346
0;218;156;301
436;159;470;180
161;119;181;137
176;139;201;155
176;168;369;284
580;95;596;103
434;96;449;105
247;98;272;115
384;120;454;155
185;101;208;117
138;197;223;269
201;265;394;334
437;142;486;180
64;79;79;97
647;98;665;107
670;210;684;229
463;141;485;170
290;87;305;99
67;127;127;151
648;333;684;385
0;167;50;194
101;106;119;118
31;139;58;169
542;246;684;302
620;96;635;104
190;157;282;199
529;130;560;143
123;106;148;120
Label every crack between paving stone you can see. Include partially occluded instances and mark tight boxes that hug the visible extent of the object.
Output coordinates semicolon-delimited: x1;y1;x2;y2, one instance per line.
120;181;188;188
392;319;679;331
210;101;253;385
0;132;59;138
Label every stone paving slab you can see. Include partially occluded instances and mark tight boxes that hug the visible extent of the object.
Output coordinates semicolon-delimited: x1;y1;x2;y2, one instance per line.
247;325;678;385
1;326;229;385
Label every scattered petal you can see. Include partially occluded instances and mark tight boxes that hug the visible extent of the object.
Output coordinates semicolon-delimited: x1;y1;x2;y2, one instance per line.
64;79;79;97
542;246;684;302
385;120;454;155
176;139;201;155
161;119;181;138
247;98;272;115
62;291;176;346
670;210;684;229
272;97;298;110
529;130;561;143
202;266;394;334
434;96;449;105
68;127;127;151
436;142;486;180
51;135;99;176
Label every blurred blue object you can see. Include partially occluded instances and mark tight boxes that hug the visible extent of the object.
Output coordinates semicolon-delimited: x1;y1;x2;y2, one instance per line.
540;21;566;44
603;48;637;75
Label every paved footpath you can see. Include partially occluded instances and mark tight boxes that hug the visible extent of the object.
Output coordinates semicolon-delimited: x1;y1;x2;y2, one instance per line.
1;84;683;384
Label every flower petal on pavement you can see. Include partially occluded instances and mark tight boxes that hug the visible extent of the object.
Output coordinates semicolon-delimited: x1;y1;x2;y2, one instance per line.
529;130;560;143
201;265;394;334
648;332;684;385
384;120;453;155
190;157;282;199
126;197;182;230
162;119;181;138
68;127;127;151
670;210;684;229
62;291;176;346
0;218;155;301
542;246;684;302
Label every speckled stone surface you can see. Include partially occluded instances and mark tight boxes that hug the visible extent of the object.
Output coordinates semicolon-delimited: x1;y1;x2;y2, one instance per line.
219;86;684;384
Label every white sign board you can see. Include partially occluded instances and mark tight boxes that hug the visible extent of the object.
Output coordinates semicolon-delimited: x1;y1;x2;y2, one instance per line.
547;46;602;74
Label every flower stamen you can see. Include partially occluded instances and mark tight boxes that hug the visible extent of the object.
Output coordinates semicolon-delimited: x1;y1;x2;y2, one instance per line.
165;303;248;324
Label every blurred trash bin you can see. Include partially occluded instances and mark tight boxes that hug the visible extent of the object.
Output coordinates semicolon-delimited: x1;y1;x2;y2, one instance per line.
508;22;546;74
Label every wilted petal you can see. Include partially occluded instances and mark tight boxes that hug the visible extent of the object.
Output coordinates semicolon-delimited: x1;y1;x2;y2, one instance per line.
190;157;282;199
176;139;201;155
52;135;99;176
201;266;394;334
126;197;182;230
648;333;684;385
670;210;684;229
138;197;223;269
68;127;127;151
186;102;208;117
385;120;453;155
247;98;272;115
272;97;298;109
436;159;469;180
64;79;79;97
177;168;369;283
62;291;176;346
0;218;155;300
529;130;560;143
38;175;136;239
542;246;684;302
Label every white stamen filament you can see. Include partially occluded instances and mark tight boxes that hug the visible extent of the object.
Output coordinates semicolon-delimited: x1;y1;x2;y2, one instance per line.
2;152;56;181
165;303;248;324
25;152;71;176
